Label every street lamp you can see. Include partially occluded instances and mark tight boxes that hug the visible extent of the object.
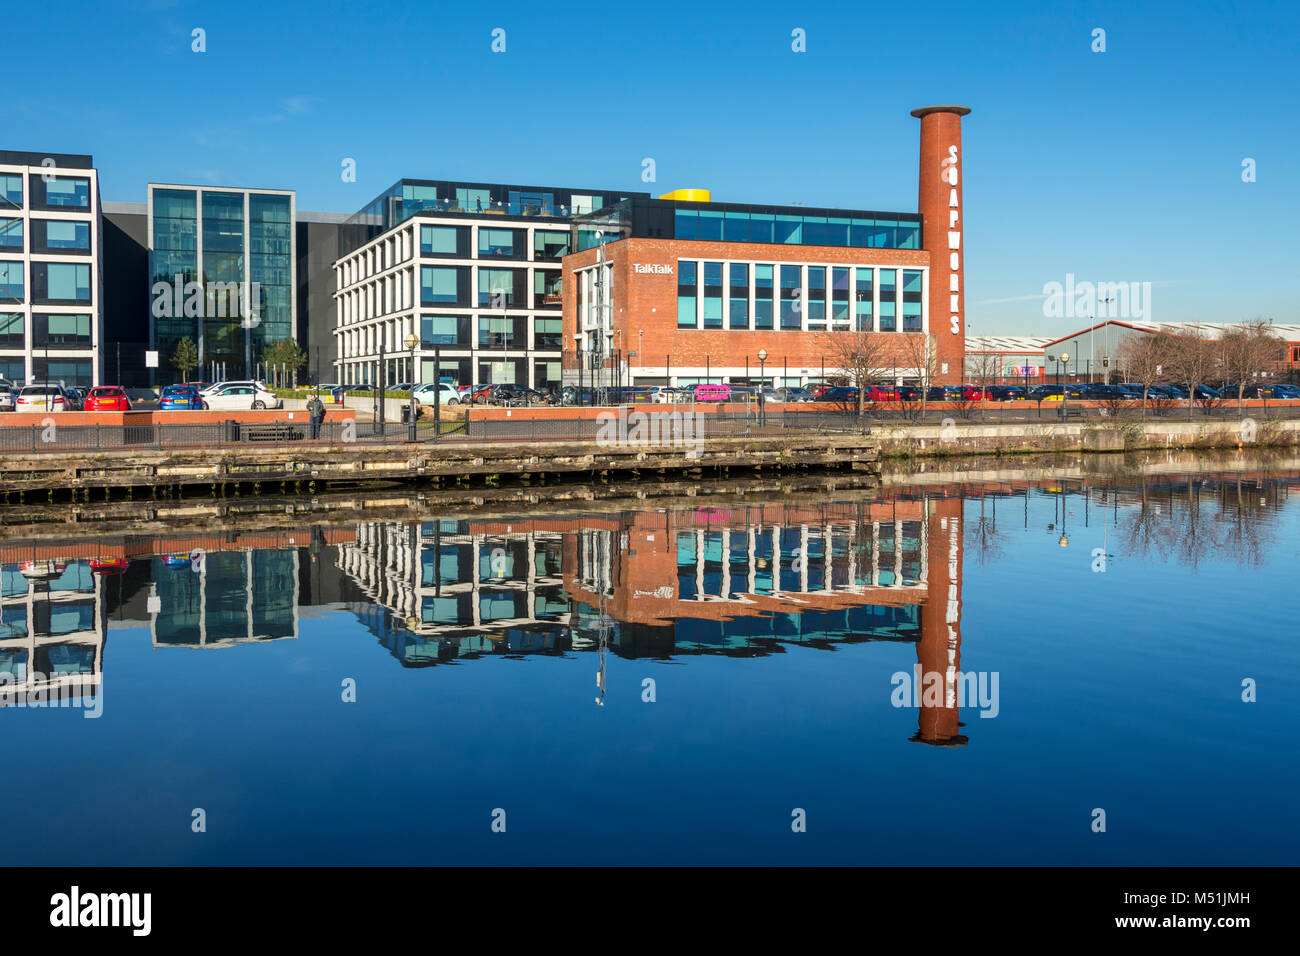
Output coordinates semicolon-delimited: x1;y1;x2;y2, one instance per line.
1058;351;1071;419
404;332;419;441
757;348;769;425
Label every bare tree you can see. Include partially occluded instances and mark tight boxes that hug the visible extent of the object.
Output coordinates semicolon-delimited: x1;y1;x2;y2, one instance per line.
896;333;939;418
1164;327;1219;417
1219;320;1284;410
828;329;891;416
1117;331;1167;416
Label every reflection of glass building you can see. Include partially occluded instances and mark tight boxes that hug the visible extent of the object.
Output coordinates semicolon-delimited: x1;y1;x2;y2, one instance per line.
0;150;103;386
337;519;572;665
148;183;295;382
333;179;646;391
0;559;104;704
149;548;299;647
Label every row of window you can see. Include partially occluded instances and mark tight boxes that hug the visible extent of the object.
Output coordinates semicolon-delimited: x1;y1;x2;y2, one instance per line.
418;224;572;260
0;218;92;252
0;261;92;303
339;355;563;391
0;357;94;386
340;314;564;354
0;173;93;211
418;265;561;309
674;262;923;332
0;312;94;348
672;210;921;249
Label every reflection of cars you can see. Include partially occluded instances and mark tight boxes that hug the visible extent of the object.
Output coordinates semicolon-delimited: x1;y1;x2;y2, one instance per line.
161;553;193;569
90;558;129;574
84;386;132;411
159;384;203;410
20;560;68;579
16;384;70;412
201;383;283;410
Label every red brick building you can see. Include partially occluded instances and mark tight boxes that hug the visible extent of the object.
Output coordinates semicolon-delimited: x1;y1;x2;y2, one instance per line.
562;105;971;387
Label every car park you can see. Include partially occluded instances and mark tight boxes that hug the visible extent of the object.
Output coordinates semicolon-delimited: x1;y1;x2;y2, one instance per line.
84;385;132;411
15;384;71;412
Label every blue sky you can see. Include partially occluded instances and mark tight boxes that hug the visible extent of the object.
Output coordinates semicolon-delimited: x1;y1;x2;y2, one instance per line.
6;0;1297;334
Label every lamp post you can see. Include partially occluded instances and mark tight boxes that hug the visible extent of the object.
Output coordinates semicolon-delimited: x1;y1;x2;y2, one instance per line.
404;332;418;441
757;348;768;426
1058;351;1071;420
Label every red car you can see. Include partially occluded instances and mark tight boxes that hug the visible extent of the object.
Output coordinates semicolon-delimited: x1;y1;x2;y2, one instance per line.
863;385;899;402
959;384;989;401
84;386;132;411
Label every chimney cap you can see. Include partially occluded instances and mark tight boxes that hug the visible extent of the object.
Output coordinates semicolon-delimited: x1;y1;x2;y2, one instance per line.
911;105;972;118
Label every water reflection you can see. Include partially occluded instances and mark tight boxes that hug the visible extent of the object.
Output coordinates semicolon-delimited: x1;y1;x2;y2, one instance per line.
2;470;1295;749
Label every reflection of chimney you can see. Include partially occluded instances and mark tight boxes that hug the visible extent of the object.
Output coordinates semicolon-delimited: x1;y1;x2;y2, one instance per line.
912;496;967;745
912;105;970;386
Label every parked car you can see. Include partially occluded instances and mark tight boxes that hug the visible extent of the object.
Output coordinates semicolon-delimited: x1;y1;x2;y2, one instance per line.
412;383;461;406
0;383;14;411
1270;383;1300;399
16;384;71;412
611;385;656;404
816;386;861;404
648;386;677;404
896;385;924;402
488;384;543;406
84;385;132;411
201;380;266;395
925;385;965;402
201;382;283;410
805;383;837;399
159;384;204;410
984;385;1028;401
777;386;815;403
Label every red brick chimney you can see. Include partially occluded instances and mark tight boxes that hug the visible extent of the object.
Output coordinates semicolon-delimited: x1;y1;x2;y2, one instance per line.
913;105;970;384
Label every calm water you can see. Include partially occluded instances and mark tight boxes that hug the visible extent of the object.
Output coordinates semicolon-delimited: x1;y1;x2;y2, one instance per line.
1;465;1297;865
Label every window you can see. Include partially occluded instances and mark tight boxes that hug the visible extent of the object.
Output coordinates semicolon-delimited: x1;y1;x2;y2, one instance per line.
806;266;826;324
44;177;90;209
803;217;827;246
0;261;24;301
677;261;697;328
478;268;516;307
570;194;602;215
897;223;921;249
826;218;850;247
533;230;569;260
41;220;89;250
420;314;462;346
780;265;802;329
702;262;723;329
420;225;458;255
0;358;24;381
754;265;774;329
748;214;774;244
729;263;749;329
40;261;91;303
420;266;459;304
698;210;723;241
855;268;873;331
724;212;749;242
0;218;21;249
455;187;491;213
533;270;562;308
478;228;514;257
479;315;515;348
674;210;698;240
0;312;22;348
34;313;92;347
535;317;562;350
878;269;897;331
776;216;802;244
0;175;21;207
832;267;850;324
902;270;923;331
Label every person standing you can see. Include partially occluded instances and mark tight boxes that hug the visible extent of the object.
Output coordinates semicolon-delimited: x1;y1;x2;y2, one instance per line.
307;392;325;439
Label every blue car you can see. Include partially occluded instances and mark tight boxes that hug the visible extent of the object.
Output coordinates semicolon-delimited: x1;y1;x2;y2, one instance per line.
159;384;202;410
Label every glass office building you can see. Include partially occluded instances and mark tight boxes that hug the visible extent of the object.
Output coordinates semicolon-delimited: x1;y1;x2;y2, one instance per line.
148;184;295;382
0;151;102;386
334;180;647;390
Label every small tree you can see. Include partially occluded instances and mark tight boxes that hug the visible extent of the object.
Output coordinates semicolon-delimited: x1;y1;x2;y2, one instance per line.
1117;332;1167;417
1219;320;1284;410
897;333;939;419
171;336;199;381
1165;327;1219;417
262;338;308;387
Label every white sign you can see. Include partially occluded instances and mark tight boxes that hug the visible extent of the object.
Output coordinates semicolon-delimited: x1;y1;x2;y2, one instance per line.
633;264;673;275
944;144;962;335
145;350;159;368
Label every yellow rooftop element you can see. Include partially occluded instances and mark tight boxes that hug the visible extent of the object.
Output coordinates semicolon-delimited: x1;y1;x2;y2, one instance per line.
658;188;711;202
